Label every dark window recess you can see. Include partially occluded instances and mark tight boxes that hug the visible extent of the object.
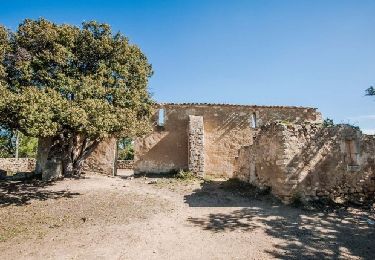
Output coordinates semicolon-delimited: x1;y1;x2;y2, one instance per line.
345;140;359;166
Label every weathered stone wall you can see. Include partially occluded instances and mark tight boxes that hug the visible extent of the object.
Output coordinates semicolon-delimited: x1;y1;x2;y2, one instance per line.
82;137;117;176
188;115;205;176
36;137;117;180
134;103;322;176
116;160;134;169
235;122;375;204
0;158;36;173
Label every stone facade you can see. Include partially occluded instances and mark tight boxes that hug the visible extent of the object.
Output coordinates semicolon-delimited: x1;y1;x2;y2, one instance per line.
188;115;205;176
81;138;117;176
29;102;375;205
0;158;36;173
134;103;322;176
234;122;375;203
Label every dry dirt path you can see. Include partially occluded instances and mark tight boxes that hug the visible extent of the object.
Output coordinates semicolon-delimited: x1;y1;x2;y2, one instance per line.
0;171;374;260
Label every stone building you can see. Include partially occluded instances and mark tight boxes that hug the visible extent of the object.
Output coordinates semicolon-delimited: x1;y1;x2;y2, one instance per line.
29;102;375;204
234;122;375;203
134;103;322;177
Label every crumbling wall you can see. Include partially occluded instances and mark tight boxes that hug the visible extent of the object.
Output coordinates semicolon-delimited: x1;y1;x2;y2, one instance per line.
188;115;205;176
235;122;375;203
134;103;322;177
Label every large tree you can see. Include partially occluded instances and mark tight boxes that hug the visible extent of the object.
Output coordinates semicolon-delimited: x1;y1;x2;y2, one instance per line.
0;19;153;176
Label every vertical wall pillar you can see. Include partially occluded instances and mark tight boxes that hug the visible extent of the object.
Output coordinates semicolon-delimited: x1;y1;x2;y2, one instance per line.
188;115;205;177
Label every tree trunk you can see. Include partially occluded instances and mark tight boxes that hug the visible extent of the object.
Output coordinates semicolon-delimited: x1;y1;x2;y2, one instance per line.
15;131;20;159
38;134;101;180
61;134;100;177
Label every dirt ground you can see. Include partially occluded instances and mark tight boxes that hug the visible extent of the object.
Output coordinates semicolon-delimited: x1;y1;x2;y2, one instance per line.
0;170;374;260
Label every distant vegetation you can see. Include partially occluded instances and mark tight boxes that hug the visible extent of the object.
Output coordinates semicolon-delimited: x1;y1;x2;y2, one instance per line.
0;129;38;158
323;118;334;127
366;86;375;96
117;138;134;160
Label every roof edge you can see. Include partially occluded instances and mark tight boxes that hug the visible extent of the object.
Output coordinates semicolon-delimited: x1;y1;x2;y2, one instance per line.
157;102;318;110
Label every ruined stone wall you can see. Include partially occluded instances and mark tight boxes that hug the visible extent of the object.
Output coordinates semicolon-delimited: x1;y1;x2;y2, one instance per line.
235;122;375;204
135;103;322;176
82;138;117;176
188;115;205;176
0;158;36;173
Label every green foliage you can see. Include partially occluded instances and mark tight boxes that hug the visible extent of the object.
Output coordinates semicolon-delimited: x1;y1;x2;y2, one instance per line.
0;130;13;157
0;129;38;158
365;86;375;96
18;134;38;158
0;19;154;175
174;169;197;181
345;123;360;131
117;137;134;160
279;120;292;126
323;118;334;128
0;19;154;139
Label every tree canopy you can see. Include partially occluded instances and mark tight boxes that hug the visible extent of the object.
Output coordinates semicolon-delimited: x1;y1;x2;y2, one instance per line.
0;19;154;176
366;86;375;96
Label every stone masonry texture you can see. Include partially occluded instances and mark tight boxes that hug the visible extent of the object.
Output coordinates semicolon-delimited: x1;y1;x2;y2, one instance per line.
134;103;322;176
0;158;36;173
234;122;375;204
188;115;205;176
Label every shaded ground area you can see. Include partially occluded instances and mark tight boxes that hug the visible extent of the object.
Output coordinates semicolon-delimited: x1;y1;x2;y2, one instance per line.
0;170;374;259
0;179;79;207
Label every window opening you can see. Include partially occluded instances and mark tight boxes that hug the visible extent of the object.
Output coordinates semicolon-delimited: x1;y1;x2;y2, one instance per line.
158;108;165;126
251;113;257;128
345;140;359;166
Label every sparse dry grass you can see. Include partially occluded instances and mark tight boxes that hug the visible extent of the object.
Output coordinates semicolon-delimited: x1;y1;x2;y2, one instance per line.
0;173;374;260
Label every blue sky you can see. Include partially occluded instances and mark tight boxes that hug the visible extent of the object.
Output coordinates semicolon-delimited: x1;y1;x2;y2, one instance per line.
1;0;374;132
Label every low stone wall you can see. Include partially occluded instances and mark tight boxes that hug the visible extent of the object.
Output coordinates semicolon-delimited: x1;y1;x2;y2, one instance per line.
0;158;36;173
117;160;134;169
234;122;375;204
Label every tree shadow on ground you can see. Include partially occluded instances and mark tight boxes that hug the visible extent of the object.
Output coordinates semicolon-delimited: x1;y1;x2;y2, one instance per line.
184;179;276;207
0;179;80;207
188;208;260;233
186;180;375;259
117;171;177;180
